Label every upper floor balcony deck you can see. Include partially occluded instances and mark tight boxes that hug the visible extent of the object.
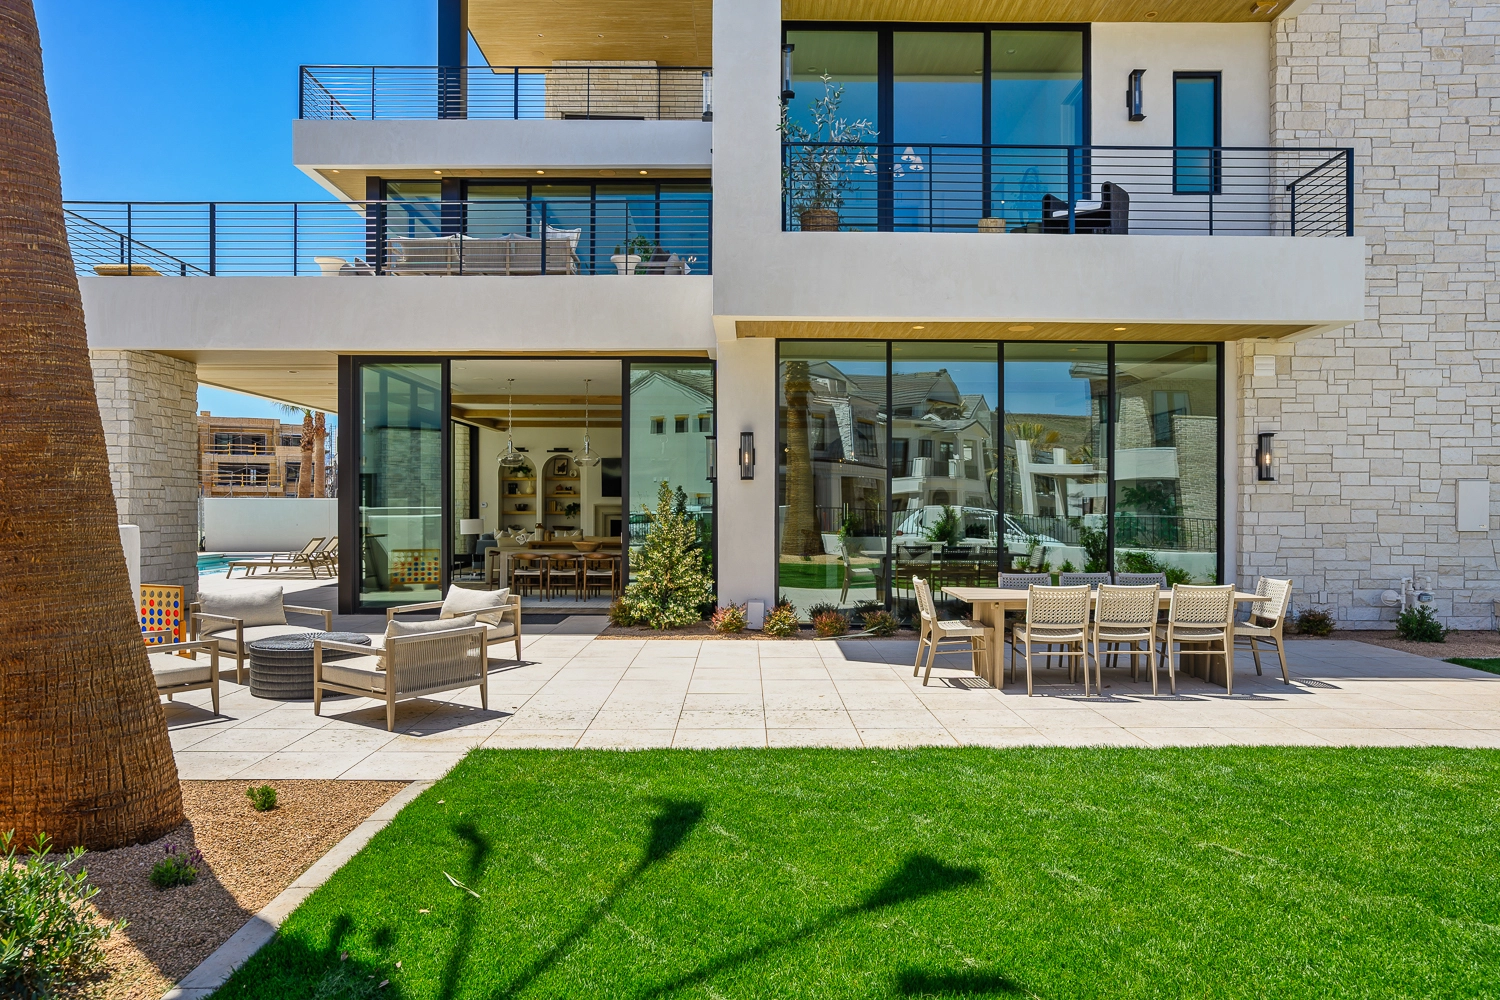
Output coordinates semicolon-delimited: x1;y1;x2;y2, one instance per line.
300;64;713;122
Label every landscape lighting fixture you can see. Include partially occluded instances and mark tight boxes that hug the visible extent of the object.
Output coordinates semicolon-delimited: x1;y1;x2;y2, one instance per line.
498;379;526;468
576;379;601;467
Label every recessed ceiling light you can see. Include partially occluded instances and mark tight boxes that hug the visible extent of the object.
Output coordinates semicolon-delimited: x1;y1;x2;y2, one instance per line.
288;370;299;374
1008;324;1034;333
1114;326;1128;331
639;170;648;175
433;170;441;175
912;325;925;330
330;169;340;174
1145;10;1159;17
537;169;545;174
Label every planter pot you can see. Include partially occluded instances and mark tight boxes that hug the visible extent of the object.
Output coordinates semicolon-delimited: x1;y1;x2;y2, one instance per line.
611;254;643;275
799;208;840;232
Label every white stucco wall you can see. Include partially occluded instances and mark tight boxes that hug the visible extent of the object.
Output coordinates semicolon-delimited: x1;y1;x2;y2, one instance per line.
712;337;777;605
202;498;338;553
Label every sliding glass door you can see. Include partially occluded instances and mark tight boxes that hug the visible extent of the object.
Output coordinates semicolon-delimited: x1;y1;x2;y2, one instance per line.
625;362;716;584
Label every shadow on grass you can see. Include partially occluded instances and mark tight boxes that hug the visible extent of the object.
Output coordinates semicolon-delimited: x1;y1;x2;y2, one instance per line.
437;821;493;1000
637;854;984;998
485;798;706;1000
894;967;1023;996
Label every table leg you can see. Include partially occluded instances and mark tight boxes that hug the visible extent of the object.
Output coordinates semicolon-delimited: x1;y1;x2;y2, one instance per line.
976;602;1002;689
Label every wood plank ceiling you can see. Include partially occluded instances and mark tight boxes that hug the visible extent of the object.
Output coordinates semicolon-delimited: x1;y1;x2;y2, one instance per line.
467;0;712;67
781;0;1288;23
735;320;1315;342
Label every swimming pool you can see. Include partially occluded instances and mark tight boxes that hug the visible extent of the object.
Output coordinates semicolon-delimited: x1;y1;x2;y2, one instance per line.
197;553;270;576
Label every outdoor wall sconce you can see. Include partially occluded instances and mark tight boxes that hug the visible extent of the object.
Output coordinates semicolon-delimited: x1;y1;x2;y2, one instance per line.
706;435;717;481
702;70;714;121
1256;432;1276;482
1127;69;1147;121
739;432;756;480
781;44;796;102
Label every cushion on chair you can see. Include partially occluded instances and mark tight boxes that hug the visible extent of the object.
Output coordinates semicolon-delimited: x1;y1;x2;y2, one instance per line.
204;623;321;652
386;613;478;639
485;622;517;640
440;587;509;619
320;656;386;692
198;583;287;627
149;653;213;687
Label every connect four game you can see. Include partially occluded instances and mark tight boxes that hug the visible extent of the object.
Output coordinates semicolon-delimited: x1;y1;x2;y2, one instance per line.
140;585;185;645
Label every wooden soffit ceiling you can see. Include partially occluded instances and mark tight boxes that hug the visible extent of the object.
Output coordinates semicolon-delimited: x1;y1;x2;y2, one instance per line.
468;0;712;67
781;0;1291;24
735;320;1315;342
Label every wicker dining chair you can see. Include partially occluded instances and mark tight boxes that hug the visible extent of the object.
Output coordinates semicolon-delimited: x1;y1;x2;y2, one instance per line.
547;554;582;600
1090;584;1160;689
1059;572;1112;589
510;553;545;599
912;577;993;687
1016;585;1092;696
1115;572;1168;587
1000;572;1053;679
1234;577;1293;685
1157;584;1236;695
583;555;618;599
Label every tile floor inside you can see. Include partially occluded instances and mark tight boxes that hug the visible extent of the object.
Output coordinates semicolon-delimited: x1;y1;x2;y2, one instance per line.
163;617;1500;780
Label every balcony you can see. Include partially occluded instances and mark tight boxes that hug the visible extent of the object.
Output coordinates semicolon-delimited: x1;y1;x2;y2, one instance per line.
300;65;713;121
64;195;712;277
781;143;1352;237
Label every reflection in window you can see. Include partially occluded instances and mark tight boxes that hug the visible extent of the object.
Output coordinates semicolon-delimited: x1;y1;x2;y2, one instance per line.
990;30;1084;229
1114;344;1219;583
650;417;665;434
628;363;715;583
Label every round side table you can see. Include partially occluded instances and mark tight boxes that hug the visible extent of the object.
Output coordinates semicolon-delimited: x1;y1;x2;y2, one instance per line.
247;631;372;700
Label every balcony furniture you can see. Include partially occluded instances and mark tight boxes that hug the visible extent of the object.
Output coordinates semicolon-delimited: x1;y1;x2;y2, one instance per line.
149;638;221;715
269;537;333;577
547;554;582;600
386;585;522;662
1059;572;1112;589
314;623;489;731
1233;577;1293;685
510;551;545;598
191;583;334;684
998;572;1053;680
1115;572;1168;587
942;585;1262;685
641;249;697;275
1156;585;1236;696
912;577;992;687
312;537;339;576
835;538;881;604
247;631;371;700
583;554;619;599
1042;181;1130;235
92;263;161;276
1090;584;1161;688
386;234;580;276
1016;585;1093;696
314;256;347;276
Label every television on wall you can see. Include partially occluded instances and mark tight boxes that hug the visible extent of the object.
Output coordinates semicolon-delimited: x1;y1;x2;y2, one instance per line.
601;457;621;497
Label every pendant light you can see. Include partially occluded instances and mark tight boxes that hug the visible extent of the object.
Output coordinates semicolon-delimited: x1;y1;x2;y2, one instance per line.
576;378;602;467
497;378;526;468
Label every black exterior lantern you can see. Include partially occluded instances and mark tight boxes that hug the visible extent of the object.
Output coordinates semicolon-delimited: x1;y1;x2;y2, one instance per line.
706;435;717;481
1256;432;1276;482
1127;68;1146;121
782;44;796;102
739;432;756;480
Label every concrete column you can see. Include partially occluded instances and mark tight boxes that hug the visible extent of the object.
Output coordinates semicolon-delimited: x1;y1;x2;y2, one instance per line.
714;337;777;605
90;350;199;598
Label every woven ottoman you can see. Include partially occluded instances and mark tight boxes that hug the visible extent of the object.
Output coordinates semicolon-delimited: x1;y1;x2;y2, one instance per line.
247;631;372;700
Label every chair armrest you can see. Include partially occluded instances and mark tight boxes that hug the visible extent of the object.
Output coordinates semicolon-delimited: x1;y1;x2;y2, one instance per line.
192;612;241;631
285;605;334;629
314;638;380;657
386;601;445;622
149;639;219;657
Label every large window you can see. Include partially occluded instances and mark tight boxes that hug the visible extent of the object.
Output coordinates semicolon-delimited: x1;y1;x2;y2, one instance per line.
1174;73;1221;195
627;362;715;582
777;341;1221;616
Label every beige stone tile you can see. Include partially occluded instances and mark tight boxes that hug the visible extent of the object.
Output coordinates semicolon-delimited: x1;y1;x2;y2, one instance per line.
502;711;600;730
757;642;823;657
236;751;368;779
672;728;767;748
282;728;401;754
481;729;583;748
173;751;271;780
340;752;466;780
686;675;763;694
767;728;863;747
926;708;1030;729
577;729;676;749
1127;727;1236;747
847;709;940;730
1033;727;1148;747
682;692;764;712
948;727;1050;747
1296;728;1422;747
856;728;959;747
761;688;843;711
676;709;766;728
1395;729;1500;749
168;724;233;751
191;728;306;754
764;709;857;728
1244;707;1367;729
589;708;683;729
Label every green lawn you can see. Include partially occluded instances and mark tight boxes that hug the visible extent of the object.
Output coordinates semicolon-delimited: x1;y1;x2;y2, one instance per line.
1448;657;1500;676
213;748;1500;999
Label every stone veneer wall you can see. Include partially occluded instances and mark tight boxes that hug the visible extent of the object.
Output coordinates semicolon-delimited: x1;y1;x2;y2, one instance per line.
1243;1;1500;628
90;350;199;598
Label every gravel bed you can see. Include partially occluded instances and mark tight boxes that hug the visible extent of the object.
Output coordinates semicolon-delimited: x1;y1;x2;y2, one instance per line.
68;779;405;1000
1299;629;1500;661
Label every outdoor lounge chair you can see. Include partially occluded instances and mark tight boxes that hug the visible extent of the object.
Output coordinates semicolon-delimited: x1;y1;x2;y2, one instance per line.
314;623;489;731
1042;181;1130;234
267;537;332;577
149;638;221;715
191;583;333;684
386;585;522;663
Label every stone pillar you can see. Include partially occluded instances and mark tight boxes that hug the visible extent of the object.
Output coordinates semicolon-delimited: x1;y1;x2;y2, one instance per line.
89;350;199;598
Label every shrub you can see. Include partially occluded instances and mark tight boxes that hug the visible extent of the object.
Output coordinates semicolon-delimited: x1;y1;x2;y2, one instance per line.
1117;550;1192;587
762;602;801;638
148;842;203;891
246;785;278;812
861;609;900;637
1396;605;1450;643
1296;608;1335;637
1059;560;1077;574
1074;520;1110;574
710;603;748;634
607;597;636;628
805;602;841;620
621;481;714;629
0;831;119;998
924;505;964;547
812;610;850;637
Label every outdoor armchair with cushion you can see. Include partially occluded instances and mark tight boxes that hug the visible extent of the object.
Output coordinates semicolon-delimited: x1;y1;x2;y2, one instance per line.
314;624;489;731
191;583;333;684
386;585;522;662
1041;181;1130;235
149;638;221;715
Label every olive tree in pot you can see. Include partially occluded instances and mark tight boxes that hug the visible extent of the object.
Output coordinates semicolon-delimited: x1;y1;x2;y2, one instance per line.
780;74;877;232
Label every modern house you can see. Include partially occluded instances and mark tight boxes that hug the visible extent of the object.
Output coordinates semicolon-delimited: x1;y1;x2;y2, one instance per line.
78;1;1500;627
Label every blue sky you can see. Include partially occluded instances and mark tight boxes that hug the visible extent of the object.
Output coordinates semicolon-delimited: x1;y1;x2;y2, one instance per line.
36;1;439;424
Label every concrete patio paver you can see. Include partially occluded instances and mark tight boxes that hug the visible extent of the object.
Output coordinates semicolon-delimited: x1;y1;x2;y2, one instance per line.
156;627;1500;779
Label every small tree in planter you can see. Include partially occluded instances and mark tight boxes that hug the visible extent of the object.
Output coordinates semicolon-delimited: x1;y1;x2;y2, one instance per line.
780;74;877;231
622;481;714;629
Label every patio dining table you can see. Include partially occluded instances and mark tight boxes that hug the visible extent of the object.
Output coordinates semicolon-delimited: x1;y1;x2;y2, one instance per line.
943;586;1260;687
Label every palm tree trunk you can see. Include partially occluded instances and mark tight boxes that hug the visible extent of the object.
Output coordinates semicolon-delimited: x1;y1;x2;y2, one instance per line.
781;361;818;557
298;410;314;498
0;0;183;849
312;411;326;497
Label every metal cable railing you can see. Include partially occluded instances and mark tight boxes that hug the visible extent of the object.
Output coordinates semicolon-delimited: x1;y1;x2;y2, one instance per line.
64;198;712;277
299;65;713;121
782;143;1354;236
